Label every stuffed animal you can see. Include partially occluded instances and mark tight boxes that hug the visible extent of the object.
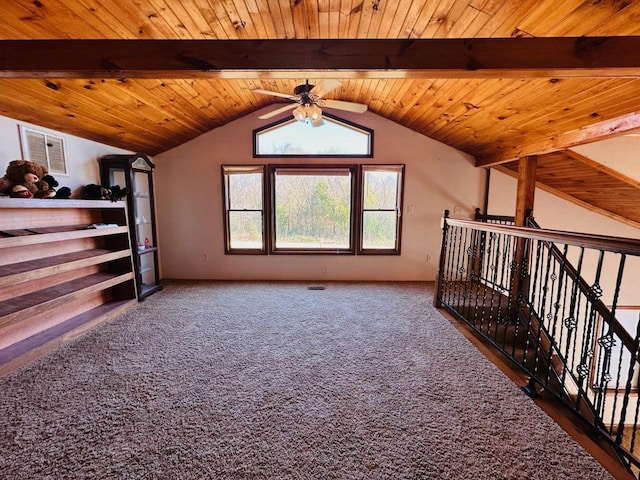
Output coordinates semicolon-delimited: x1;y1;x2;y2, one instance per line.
82;183;110;200
35;174;59;199
82;183;129;202
0;160;49;198
54;186;72;199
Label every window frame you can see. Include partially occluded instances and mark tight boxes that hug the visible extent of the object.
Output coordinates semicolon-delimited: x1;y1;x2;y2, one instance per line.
221;165;268;255
253;112;374;158
268;164;358;255
221;163;405;256
357;164;405;256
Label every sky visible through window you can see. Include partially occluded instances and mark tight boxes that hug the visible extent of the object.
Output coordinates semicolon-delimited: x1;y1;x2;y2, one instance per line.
256;117;370;155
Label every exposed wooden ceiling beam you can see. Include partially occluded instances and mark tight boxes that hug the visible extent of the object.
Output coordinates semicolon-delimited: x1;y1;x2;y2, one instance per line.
476;110;640;167
2;37;640;79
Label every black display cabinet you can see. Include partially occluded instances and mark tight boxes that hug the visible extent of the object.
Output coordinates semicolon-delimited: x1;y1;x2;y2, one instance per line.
99;153;162;300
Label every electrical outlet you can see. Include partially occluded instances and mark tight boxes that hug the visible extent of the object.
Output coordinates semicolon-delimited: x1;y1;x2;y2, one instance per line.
322;266;329;274
426;254;433;262
202;254;209;262
453;206;463;214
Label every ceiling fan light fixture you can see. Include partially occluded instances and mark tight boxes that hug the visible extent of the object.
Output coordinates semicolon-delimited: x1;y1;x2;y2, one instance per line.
292;103;323;124
293;105;307;122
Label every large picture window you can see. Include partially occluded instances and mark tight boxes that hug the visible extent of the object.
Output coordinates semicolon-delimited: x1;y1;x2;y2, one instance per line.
222;164;404;255
272;167;355;253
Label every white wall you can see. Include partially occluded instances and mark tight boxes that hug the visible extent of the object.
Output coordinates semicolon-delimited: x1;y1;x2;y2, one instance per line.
154;108;487;281
572;136;640;182
0;114;131;196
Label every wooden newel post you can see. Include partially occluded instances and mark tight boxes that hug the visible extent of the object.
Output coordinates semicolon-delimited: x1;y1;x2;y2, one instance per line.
511;156;537;319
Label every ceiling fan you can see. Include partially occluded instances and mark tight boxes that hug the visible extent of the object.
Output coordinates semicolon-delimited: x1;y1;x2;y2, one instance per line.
252;79;368;125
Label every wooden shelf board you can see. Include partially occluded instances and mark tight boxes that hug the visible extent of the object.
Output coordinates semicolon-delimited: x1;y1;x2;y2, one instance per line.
0;198;128;210
0;248;131;288
0;225;129;249
0;271;135;329
0;298;137;378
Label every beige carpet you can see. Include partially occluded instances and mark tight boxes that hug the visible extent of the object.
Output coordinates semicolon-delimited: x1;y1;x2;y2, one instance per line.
0;281;614;479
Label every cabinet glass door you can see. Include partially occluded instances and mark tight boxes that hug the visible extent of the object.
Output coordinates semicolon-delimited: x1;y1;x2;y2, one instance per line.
133;171;157;291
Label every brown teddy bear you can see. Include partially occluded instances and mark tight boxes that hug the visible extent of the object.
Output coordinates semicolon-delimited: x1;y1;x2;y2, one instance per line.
0;160;49;198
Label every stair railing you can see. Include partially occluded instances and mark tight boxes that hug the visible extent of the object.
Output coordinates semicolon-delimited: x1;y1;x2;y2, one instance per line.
435;210;640;475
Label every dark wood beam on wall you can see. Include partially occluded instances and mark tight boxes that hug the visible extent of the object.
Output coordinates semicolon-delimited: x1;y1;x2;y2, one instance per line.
2;37;640;79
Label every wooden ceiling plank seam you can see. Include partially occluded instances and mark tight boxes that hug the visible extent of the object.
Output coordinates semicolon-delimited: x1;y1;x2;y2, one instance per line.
318;1;331;38
258;0;285;38
456;0;500;37
410;77;515;139
304;0;322;39
167;79;237;124
2;0;63;38
328;7;341;38
13;78;186;141
109;0;179;39
516;0;586;37
476;105;640;167
381;78;439;123
189;0;229;39
433;77;607;147
72;0;143;38
431;0;485;38
443;77;624;152
289;0;310;39
252;0;279;38
337;0;352;38
586;1;640;36
372;78;402;116
154;0;205;39
276;0;297;39
42;0;122;39
97;77;215;132
58;78;204;141
0;79;170;151
357;0;375;38
218;0;257;38
402;75;488;131
479;0;542;37
419;0;460;39
402;0;444;39
363;0;386;39
493;164;640;230
205;0;242;39
547;0;637;36
346;0;363;37
386;78;444;125
472;78;640;153
146;78;230;130
232;0;268;38
165;0;218;38
204;78;256;122
377;0;412;38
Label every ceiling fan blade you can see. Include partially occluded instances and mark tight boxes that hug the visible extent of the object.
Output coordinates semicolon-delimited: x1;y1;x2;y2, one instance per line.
322;99;368;113
252;88;296;100
310;79;342;98
258;103;297;120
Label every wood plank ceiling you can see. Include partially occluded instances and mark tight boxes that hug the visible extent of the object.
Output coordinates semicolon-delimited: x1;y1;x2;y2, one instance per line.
2;0;640;229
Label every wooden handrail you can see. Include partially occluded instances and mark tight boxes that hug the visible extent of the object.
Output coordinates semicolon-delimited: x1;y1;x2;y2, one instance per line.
446;217;640;256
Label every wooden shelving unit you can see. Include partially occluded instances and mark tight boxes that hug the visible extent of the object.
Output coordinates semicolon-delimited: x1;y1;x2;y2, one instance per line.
0;198;138;377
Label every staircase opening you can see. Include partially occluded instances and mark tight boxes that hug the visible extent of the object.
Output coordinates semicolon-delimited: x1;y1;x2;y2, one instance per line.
435;209;640;478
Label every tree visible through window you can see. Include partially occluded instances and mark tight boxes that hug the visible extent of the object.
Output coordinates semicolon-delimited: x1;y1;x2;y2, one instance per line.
222;164;404;255
273;168;353;251
222;166;265;253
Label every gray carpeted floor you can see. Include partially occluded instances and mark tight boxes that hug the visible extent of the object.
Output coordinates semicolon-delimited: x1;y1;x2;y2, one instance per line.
0;281;614;479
